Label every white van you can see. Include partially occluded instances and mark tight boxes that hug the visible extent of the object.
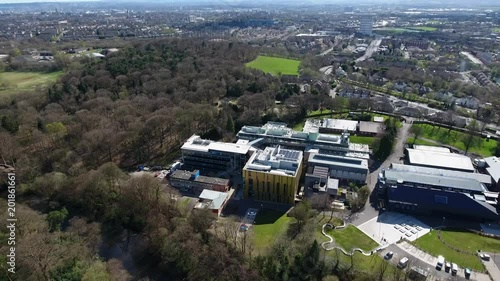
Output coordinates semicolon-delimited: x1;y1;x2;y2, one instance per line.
398;257;409;268
436;255;445;270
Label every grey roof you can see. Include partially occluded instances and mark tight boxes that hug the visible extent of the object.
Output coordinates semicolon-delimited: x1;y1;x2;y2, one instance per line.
308;153;368;171
199;189;229;210
484;157;500;183
391;164;492;185
358;121;384;134
384;169;486;193
406;148;475;172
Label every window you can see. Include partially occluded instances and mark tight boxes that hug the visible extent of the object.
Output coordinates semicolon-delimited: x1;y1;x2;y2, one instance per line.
434;195;448;204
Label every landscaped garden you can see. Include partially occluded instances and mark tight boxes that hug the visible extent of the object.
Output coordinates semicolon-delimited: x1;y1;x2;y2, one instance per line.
246;55;300;76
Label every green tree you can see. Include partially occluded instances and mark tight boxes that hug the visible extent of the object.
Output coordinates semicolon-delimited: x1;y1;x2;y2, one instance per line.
82;261;110;281
47;207;69;232
410;125;423;145
1;115;19;134
289;200;314;231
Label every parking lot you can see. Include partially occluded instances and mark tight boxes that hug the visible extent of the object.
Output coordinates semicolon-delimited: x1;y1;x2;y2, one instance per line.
238;208;259;233
358;211;431;246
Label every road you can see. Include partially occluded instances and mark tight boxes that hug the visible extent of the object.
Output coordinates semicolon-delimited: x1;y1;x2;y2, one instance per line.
352;119;413;226
355;38;382;62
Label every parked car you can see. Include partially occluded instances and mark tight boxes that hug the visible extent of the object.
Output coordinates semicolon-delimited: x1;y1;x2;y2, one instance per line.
464;268;471;279
239;224;249;232
436;255;445;270
384;251;394;260
445;262;451;272
479;253;491;261
398;257;409;269
451;263;458;275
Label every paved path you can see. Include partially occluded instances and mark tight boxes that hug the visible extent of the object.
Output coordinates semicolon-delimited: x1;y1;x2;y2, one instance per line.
355;38;382;62
352;119;413;226
482;252;500;281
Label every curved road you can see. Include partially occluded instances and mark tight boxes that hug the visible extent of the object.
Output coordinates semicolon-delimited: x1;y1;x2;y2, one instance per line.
352;119;413;226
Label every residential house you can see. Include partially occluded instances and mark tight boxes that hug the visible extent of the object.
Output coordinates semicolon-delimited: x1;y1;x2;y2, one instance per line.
456;96;480;109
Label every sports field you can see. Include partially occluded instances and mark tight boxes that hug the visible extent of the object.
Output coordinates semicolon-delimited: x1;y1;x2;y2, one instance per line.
410;26;438;31
0;71;62;95
246;55;300;76
494;27;500;33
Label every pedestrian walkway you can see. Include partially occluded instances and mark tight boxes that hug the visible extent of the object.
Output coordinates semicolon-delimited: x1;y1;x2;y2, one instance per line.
482;252;500;281
396;242;491;281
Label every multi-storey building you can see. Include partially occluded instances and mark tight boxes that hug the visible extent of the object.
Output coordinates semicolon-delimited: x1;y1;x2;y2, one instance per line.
243;146;303;204
359;14;373;36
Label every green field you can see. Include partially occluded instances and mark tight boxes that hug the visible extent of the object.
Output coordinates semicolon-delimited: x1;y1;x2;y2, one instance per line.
494;27;500;33
246;55;300;76
350;135;376;146
0;71;63;95
252;209;292;252
410;26;438;31
327;225;378;252
373;28;420;34
413;124;497;156
414;229;500;271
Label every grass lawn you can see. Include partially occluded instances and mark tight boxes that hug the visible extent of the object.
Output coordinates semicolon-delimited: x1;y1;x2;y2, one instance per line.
252;209;292;252
410;26;438;31
246;55;300;76
293;120;306;131
327;225;378;252
493;27;500;33
414;229;500;271
0;71;63;95
412;124;497;156
350;135;376;146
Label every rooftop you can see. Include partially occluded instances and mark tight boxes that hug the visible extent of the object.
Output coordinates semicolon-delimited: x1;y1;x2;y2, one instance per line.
197;189;229;210
182;134;250;155
303;118;358;133
406;148;474;172
308;153;369;170
413;145;450;154
170;170;229;186
358;121;384;134
390;163;491;185
384;169;487;193
244;146;303;176
484;156;500;182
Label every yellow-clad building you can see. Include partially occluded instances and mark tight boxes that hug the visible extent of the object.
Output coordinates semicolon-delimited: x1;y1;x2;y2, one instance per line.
243;146;303;204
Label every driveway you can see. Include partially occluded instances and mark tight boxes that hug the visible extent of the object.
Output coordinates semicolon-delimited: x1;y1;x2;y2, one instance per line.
352;119;413;226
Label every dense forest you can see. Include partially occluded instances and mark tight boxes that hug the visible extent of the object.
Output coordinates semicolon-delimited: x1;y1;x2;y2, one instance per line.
1;38;383;281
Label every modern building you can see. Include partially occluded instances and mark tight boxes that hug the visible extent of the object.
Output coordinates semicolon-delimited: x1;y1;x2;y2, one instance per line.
237;122;370;159
181;134;251;173
359;14;374;36
358;121;385;136
307;151;369;183
169;169;230;193
390;163;492;186
194;189;230;217
405;148;475;173
243;146;303;204
378;168;499;220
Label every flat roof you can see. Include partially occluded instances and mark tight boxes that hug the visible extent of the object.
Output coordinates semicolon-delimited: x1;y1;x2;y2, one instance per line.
323;119;358;132
198;189;229;210
384;169;486;193
406;148;474;172
373;116;385;122
484;157;500;182
391;163;492;185
413;145;450;153
182;134;250;155
170;170;229;185
359;121;384;134
308;153;368;170
244;146;303;176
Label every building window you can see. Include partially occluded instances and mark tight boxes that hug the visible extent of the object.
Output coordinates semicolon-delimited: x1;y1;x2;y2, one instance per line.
434;195;448;204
